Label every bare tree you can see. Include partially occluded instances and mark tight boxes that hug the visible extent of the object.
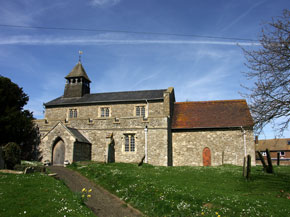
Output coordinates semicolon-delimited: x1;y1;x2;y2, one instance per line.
242;9;290;135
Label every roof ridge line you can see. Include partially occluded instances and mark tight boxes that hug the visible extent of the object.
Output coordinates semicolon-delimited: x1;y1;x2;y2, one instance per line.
175;99;246;104
89;88;167;95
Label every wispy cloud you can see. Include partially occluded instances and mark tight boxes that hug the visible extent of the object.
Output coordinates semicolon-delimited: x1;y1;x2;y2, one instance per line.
186;66;229;89
0;1;66;26
0;35;260;46
221;0;266;32
90;0;121;7
131;72;160;90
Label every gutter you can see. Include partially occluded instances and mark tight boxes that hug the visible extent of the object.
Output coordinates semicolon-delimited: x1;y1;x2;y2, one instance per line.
144;125;148;163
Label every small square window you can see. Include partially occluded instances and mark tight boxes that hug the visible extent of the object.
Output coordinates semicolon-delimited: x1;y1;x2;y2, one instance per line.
280;151;285;156
100;107;110;117
288;141;290;145
136;106;145;117
69;109;77;118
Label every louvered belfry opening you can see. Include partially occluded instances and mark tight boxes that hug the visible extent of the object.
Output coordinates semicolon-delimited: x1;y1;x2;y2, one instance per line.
63;62;91;98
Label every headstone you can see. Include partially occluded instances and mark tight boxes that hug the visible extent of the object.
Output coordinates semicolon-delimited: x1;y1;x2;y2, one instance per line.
277;152;280;166
246;155;251;180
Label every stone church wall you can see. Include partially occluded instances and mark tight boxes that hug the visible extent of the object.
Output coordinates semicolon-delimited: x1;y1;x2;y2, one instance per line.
44;101;164;120
36;113;170;166
172;129;255;166
74;117;169;166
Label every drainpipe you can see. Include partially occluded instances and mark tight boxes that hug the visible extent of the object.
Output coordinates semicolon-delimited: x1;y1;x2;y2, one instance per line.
145;99;149;118
145;125;148;163
241;126;247;157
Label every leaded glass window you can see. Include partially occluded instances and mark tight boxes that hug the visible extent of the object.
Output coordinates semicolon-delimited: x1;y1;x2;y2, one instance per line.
124;134;135;152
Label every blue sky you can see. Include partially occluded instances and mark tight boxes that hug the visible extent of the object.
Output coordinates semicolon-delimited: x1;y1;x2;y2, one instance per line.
1;0;289;139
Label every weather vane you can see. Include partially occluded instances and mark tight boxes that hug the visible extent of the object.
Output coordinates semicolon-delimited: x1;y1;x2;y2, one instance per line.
79;50;83;63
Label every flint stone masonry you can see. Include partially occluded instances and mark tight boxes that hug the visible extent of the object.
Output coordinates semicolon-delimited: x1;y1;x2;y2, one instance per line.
38;117;169;166
172;129;255;166
45;102;164;120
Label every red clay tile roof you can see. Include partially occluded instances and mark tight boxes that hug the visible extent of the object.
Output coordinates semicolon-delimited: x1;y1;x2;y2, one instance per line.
256;138;290;151
172;100;254;129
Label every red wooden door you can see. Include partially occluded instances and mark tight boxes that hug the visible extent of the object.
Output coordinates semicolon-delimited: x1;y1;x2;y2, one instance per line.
203;147;211;166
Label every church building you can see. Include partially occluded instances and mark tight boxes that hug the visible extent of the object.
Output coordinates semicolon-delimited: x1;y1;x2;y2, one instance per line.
35;61;255;166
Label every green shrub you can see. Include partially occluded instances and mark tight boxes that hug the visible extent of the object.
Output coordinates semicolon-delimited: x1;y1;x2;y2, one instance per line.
3;142;21;169
33;166;46;173
13;164;27;171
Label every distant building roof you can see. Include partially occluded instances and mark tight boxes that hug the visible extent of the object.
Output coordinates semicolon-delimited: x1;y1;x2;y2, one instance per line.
172;100;254;129
45;89;166;107
256;138;290;151
65;62;91;82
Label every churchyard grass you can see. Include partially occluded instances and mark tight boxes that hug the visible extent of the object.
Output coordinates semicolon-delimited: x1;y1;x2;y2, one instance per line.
69;162;290;217
0;172;95;217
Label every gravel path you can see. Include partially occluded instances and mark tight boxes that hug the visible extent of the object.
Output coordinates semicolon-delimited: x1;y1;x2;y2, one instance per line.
49;166;144;217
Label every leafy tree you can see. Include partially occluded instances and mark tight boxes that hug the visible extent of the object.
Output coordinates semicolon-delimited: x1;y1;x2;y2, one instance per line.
242;9;290;135
2;142;21;169
0;76;40;160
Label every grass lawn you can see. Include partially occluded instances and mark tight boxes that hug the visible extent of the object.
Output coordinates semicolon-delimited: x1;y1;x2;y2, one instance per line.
0;172;95;217
69;162;290;217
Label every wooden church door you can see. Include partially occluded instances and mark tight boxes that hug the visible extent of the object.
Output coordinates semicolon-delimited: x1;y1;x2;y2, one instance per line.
203;147;211;166
53;140;65;165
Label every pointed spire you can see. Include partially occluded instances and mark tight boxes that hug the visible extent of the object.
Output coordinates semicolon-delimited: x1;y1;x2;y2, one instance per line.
65;53;91;82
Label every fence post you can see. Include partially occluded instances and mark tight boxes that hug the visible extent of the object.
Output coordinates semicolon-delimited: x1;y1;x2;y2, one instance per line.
246;155;251;180
277;152;280;166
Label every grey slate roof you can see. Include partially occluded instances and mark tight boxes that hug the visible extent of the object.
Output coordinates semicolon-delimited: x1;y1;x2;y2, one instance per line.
67;127;90;143
44;89;166;107
65;62;91;82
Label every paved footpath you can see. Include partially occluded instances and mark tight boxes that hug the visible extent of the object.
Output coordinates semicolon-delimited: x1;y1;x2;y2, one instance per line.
49;166;144;217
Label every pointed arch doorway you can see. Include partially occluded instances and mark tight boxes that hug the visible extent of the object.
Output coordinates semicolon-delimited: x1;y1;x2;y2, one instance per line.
52;139;65;165
203;147;211;166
